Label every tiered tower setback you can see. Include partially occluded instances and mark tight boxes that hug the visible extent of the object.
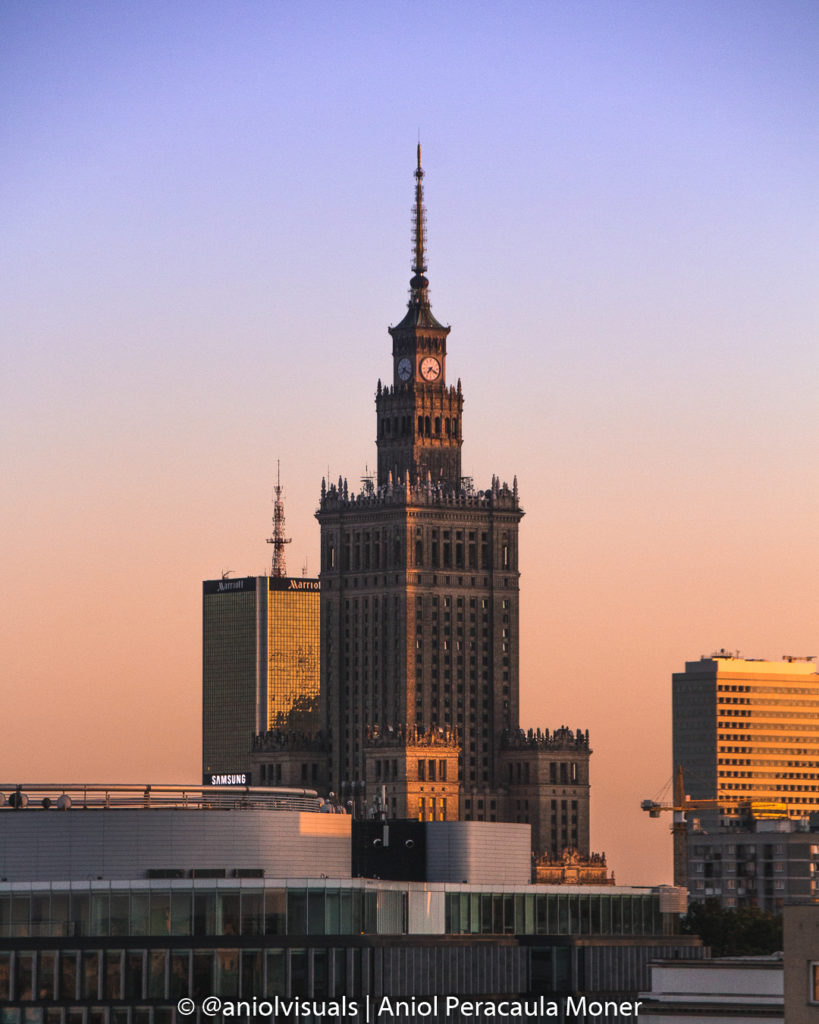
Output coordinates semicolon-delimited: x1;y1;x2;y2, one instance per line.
313;150;592;858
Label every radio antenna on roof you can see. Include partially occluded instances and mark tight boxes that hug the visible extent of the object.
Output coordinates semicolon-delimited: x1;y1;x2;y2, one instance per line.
266;460;292;577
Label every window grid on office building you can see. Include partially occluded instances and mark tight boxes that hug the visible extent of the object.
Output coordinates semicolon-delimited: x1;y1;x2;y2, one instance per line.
266;589;320;731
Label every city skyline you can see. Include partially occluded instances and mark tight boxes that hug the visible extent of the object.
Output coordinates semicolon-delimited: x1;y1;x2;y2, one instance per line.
3;1;819;884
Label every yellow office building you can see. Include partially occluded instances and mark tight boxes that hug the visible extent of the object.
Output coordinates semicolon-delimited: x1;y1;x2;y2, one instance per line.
673;654;819;820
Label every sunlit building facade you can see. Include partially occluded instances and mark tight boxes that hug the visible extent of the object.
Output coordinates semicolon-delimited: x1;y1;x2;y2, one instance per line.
202;576;320;782
265;580;320;731
673;655;819;820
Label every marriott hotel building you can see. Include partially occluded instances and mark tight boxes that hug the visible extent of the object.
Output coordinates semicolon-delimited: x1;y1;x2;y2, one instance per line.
202;576;320;783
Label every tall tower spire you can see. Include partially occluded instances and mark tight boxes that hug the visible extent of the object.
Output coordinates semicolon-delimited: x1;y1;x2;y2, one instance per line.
412;144;427;279
409;144;432;311
378;147;459;488
266;460;291;577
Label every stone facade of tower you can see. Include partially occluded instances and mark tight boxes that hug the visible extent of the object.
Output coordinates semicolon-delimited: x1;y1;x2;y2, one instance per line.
315;149;591;859
317;474;525;819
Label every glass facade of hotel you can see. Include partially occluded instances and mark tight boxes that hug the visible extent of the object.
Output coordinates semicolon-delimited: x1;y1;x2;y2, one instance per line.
202;577;320;780
266;581;319;733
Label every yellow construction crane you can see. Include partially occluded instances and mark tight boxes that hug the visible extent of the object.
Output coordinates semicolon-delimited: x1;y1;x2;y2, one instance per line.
640;766;785;887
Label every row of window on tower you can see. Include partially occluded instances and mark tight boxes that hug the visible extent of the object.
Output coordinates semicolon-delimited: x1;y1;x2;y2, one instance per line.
506;762;581;786
372;759;399;781
417;758;448;782
326;529;515;574
549;798;580;855
378;415;459;440
258;763;322;786
414;528;513;572
418;795;447;821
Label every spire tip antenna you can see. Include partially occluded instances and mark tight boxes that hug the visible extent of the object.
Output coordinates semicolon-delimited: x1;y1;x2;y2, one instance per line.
412;145;427;279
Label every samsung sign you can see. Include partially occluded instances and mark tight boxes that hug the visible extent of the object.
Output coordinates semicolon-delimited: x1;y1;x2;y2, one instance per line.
205;773;251;787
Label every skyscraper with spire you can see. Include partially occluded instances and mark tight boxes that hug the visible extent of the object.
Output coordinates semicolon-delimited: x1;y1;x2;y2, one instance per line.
310;150;592;858
202;469;320;785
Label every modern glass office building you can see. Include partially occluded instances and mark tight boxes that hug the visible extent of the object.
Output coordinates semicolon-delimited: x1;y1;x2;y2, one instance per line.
202;576;320;782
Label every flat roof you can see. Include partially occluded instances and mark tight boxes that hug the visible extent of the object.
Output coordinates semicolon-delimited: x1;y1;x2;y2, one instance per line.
683;657;818;677
0;876;680;897
0;782;323;812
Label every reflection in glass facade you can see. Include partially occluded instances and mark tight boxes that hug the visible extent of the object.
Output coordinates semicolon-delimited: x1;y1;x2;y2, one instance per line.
0;882;666;940
266;582;319;734
0;882;701;1019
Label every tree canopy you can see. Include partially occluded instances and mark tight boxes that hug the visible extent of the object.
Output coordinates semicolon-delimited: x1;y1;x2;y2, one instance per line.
681;899;782;956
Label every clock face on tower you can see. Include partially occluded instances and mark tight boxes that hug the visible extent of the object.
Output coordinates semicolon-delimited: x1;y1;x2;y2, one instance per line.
420;356;441;382
397;357;412;381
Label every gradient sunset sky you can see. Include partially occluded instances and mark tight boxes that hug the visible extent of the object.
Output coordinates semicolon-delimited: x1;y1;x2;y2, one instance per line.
3;1;818;884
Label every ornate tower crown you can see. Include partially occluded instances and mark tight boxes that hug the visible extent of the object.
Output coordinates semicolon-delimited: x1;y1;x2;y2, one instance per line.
376;149;462;488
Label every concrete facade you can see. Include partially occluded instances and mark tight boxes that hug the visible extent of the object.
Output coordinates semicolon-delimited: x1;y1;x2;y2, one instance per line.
687;819;819;911
641;957;783;1021
784;903;819;1024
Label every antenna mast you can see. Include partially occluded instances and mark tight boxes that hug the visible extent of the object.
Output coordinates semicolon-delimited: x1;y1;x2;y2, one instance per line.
412;143;427;278
266;460;292;577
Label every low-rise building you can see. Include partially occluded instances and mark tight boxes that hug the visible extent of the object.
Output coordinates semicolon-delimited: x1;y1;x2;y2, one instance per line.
783;901;819;1023
687;818;819;911
640;956;783;1022
0;780;703;1021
